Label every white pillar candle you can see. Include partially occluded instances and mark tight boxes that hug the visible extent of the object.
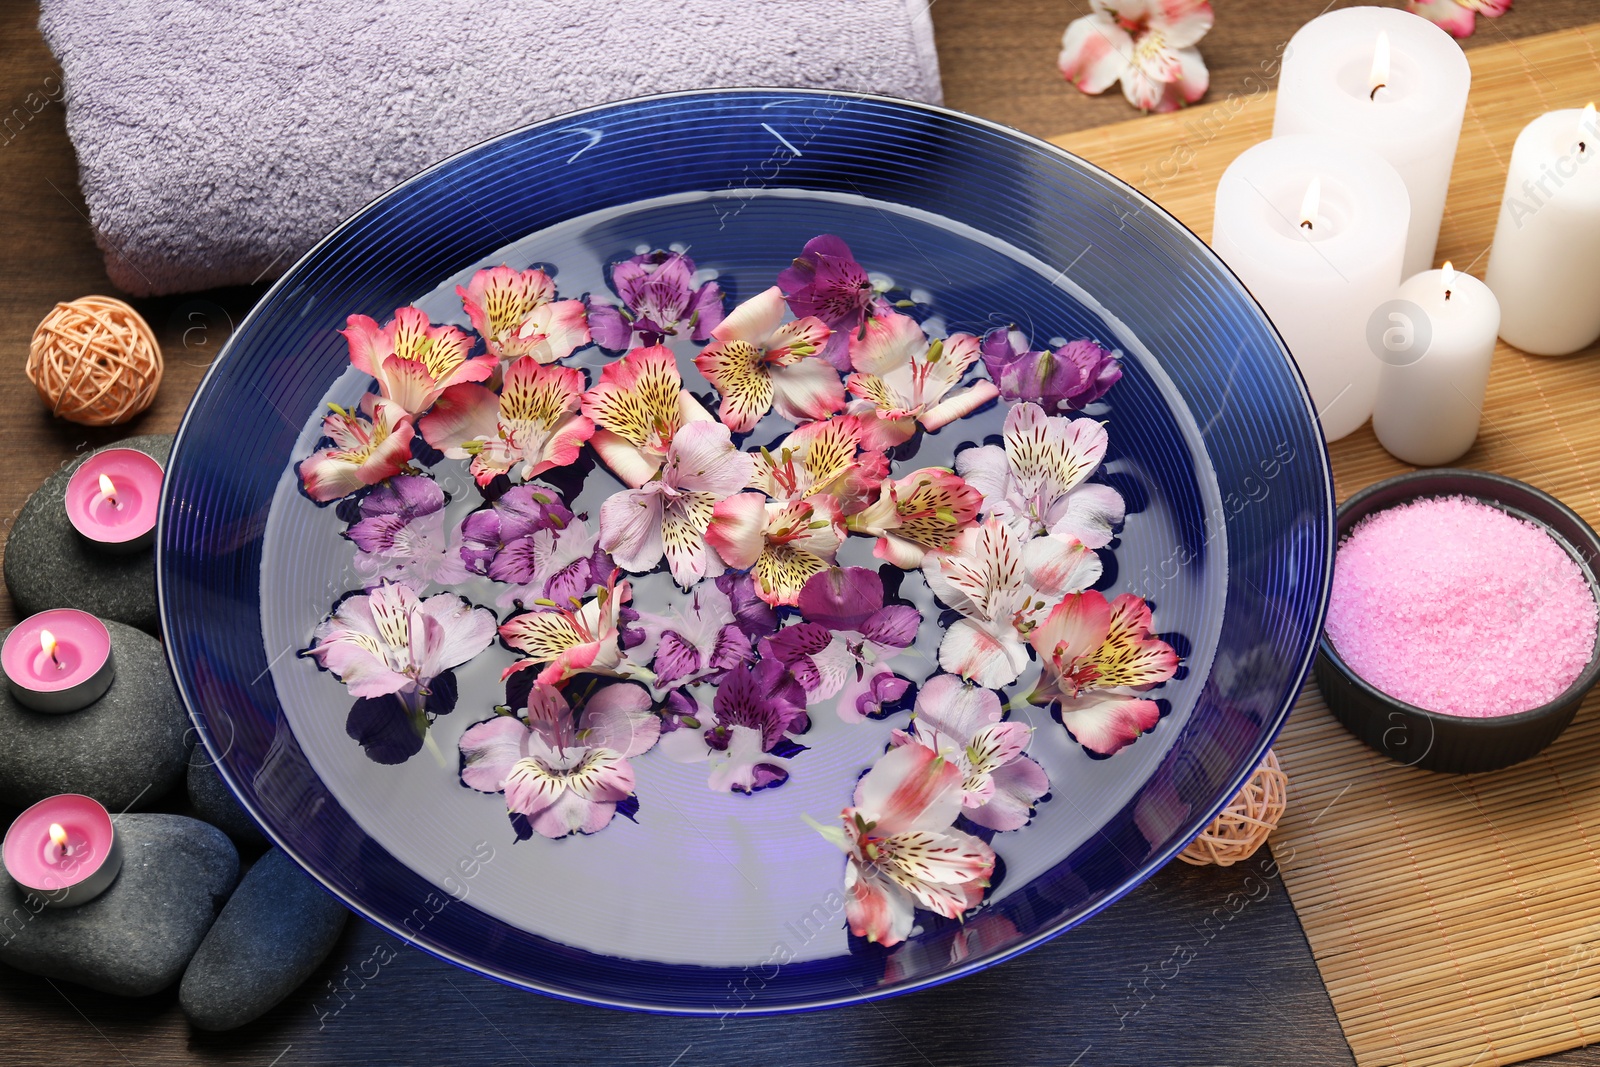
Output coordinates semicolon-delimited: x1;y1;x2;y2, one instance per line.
1372;264;1500;466
1212;135;1410;442
1483;106;1600;355
1273;6;1470;280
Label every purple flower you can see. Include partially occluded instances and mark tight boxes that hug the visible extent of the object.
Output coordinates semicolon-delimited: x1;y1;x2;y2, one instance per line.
979;328;1122;411
766;567;920;723
458;484;573;581
345;476;471;590
778;235;876;369
587;251;725;349
632;574;775;691
658;659;810;793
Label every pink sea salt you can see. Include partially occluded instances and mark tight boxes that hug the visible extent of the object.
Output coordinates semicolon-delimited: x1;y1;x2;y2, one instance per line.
1325;495;1598;718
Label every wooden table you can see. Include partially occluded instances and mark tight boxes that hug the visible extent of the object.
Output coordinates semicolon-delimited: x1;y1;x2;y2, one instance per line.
1;1;1597;1063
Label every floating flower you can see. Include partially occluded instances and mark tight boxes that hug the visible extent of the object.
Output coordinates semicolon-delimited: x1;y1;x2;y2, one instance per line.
706;493;845;608
658;659;810;793
980;328;1122;412
304;582;497;700
500;573;636;687
458;484;573;578
891;674;1049;831
956;402;1125;550
341;306;493;416
459;681;659;838
766;567;918;723
808;742;995;947
346;475;470;590
1408;0;1510;39
1058;0;1213;114
597;421;755;588
777;235;877;368
580;344;715;487
1026;590;1179;755
457;265;590;364
749;415;888;516
297;394;417;503
586;250;725;350
631;577;769;691
693;286;842;432
419;358;595;486
847;467;983;569
846;311;1000;445
923;518;1101;689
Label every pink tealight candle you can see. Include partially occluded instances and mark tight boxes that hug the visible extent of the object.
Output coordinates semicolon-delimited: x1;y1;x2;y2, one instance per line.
63;448;163;554
1;794;123;907
1;609;116;714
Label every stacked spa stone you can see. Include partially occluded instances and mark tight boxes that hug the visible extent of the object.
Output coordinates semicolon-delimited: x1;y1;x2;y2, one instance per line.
0;435;348;1030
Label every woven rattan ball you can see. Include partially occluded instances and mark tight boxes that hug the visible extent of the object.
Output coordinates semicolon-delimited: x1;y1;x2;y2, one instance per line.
1177;750;1288;866
27;296;164;426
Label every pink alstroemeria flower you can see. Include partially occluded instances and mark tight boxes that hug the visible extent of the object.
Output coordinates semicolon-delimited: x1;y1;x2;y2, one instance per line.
1026;590;1179;755
891;674;1050;832
847;466;984;569
341;306;494;416
418;358;595;486
809;743;996;947
304;582;497;700
749;415;888;517
459;682;659;838
1408;0;1510;39
846;312;1000;446
500;573;635;687
297;393;417;503
694;286;843;432
957;402;1126;551
580;344;715;487
705;493;844;608
1058;0;1213;113
923;518;1101;689
457;265;590;364
598;421;756;589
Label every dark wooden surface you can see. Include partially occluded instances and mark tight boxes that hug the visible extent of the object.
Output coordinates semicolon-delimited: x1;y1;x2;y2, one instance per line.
1;1;1598;1063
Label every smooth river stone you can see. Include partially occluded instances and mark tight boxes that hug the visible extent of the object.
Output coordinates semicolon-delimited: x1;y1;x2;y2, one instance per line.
187;747;268;849
179;848;348;1030
0;814;239;997
4;434;172;633
0;619;190;810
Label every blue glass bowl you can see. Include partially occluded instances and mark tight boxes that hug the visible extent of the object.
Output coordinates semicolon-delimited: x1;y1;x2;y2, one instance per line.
160;90;1333;1013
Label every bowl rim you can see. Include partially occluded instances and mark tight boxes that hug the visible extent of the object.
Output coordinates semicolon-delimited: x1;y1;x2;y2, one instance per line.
1318;467;1600;733
158;86;1335;1013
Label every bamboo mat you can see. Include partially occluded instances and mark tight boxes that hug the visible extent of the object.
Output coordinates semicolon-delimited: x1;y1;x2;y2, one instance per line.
1052;24;1600;1067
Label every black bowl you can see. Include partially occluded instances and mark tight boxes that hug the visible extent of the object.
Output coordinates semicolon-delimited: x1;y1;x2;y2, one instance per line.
1315;469;1600;774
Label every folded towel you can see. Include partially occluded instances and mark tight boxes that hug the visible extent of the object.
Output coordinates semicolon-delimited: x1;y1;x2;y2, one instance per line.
39;0;942;296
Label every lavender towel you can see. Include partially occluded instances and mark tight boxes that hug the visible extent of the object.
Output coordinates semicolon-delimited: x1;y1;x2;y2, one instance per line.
39;0;942;296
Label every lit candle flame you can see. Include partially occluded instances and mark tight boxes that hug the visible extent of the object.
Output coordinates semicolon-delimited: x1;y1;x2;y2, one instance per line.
98;473;116;501
1441;261;1456;300
39;628;59;667
1369;31;1390;100
48;823;68;850
1298;176;1322;231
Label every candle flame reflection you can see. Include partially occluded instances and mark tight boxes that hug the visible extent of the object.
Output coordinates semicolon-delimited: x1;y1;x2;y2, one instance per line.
1298;177;1321;231
48;823;68;849
1369;31;1390;100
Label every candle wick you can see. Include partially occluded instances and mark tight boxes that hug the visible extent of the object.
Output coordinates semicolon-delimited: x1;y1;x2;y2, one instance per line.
49;650;61;668
1299;220;1313;231
1444;290;1452;301
1369;83;1385;102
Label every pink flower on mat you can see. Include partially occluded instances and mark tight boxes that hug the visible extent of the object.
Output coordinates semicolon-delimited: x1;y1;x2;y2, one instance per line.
847;466;984;569
749;414;888;517
808;742;996;947
297;393;416;503
459;682;659;838
1026;589;1179;755
846;312;999;446
500;573;634;687
1058;0;1213;113
597;421;756;588
1407;0;1510;39
693;286;843;432
580;344;716;487
304;582;497;700
341;306;494;416
457;266;590;363
891;674;1049;832
706;493;844;608
418;357;595;486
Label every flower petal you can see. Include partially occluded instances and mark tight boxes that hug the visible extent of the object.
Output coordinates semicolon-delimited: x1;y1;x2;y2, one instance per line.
769;358;846;425
459;715;530;793
1096;593;1180;687
662;421;755;498
1058;14;1133;95
1047;482;1126;550
855;742;965;836
1023;533;1103;595
418;383;499;453
1059;693;1161;755
598;488;666;574
920;380;1000;431
578;682;660;758
937;619;1030;689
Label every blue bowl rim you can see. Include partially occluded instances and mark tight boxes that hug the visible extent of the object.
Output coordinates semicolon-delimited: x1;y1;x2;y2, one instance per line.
158;86;1336;1014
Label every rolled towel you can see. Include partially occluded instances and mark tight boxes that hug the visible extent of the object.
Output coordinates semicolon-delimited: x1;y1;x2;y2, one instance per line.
39;0;942;296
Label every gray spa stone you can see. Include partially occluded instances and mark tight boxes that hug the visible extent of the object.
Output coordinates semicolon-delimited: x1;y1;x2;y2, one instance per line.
179;848;347;1031
4;434;171;634
187;747;268;849
0;814;239;997
0;619;189;811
